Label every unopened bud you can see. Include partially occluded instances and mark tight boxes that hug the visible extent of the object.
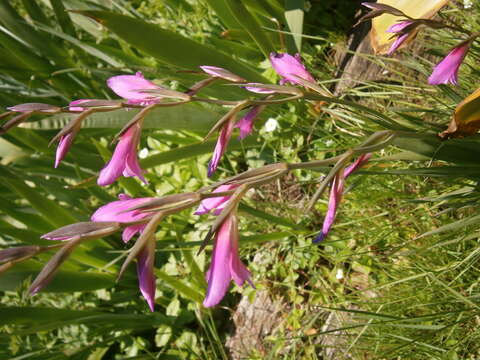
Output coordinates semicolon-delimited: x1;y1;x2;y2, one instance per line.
41;221;120;241
7;103;61;113
200;66;246;83
0;245;41;263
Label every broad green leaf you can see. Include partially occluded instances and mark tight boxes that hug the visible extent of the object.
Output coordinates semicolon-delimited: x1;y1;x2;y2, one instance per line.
223;0;275;58
0;166;78;227
35;22;123;67
203;0;242;29
50;0;77;37
21;0;52;26
0;2;72;68
24;103;222;133
285;0;304;53
75;10;267;82
392;133;480;166
371;0;449;54
0;262;114;292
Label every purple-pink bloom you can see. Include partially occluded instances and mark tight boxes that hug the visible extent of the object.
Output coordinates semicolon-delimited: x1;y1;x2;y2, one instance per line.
137;238;156;311
386;21;414;55
97;122;147;186
314;153;371;243
107;72;161;106
203;214;252;307
235;105;265;139
54;133;74;168
91;194;154;242
269;52;315;85
195;184;238;215
208;120;235;177
91;194;157;310
428;41;472;85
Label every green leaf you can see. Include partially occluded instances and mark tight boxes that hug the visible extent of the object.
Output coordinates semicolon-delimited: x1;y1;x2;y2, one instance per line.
284;0;304;53
0;262;114;292
223;0;275;57
392;133;480;166
0;166;78;227
21;0;52;26
75;10;267;82
50;0;77;38
25;103;222;132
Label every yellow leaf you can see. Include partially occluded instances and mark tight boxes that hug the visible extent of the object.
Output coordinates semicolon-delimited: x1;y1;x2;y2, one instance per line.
440;87;480;138
370;0;450;54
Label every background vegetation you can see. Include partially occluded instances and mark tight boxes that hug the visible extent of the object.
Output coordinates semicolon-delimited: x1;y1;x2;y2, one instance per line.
1;0;479;359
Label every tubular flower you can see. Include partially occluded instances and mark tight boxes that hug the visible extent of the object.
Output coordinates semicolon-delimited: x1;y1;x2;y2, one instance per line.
54;132;74;168
386;20;415;55
203;214;252;307
195;184;238;215
314;154;371;243
97;122;147;186
136;237;156;311
107;72;161;105
91;194;154;242
91;194;156;310
208;119;235;177
235;105;266;139
428;40;472;85
269;52;315;85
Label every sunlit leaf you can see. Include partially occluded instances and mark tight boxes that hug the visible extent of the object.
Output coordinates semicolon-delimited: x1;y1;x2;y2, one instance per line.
440;87;480;138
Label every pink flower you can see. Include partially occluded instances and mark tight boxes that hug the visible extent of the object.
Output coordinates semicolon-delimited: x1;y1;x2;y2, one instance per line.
386;21;414;55
91;194;153;242
195;184;238;215
235;105;265;139
203;214;252;307
107;72;161;106
54;133;74;168
314;154;371;243
91;194;157;310
269;52;315;85
137;238;156;311
428;41;472;85
97;122;147;186
208;120;235;177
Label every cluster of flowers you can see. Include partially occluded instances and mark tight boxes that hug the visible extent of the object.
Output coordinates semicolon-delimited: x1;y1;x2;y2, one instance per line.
3;2;471;311
2;52;375;310
362;2;479;85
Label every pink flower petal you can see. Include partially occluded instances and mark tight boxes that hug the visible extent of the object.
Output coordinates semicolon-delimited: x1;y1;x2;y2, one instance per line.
136;239;156;311
97;123;146;186
54;133;74;168
428;41;471;85
269;52;315;85
107;72;160;102
235;105;265;139
207;119;235;177
195;184;238;215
